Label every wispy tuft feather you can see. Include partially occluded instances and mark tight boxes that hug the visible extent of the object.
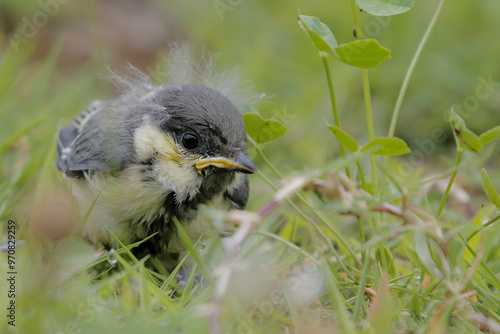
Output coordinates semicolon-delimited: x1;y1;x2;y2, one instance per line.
106;43;264;114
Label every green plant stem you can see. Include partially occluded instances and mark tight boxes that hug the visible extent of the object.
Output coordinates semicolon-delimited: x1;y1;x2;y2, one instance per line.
465;213;500;243
353;250;371;322
256;168;353;275
254;143;362;268
356;161;367;190
350;0;388;277
387;0;447;138
321;54;351;178
349;0;361;37
350;0;378;195
382;0;446;193
321;55;342;133
357;217;366;263
452;221;500;288
324;265;357;333
363;71;379;195
463;242;500;288
436;149;463;218
378;247;389;273
252;152;352;274
255;144;283;178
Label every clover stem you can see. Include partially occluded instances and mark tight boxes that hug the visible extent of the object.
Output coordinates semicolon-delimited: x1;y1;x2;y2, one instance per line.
383;0;447;186
387;0;447;138
255;144;283;179
363;71;379;195
350;0;379;195
321;53;351;179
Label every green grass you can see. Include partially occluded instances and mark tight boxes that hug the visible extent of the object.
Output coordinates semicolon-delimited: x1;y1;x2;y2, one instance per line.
1;0;500;333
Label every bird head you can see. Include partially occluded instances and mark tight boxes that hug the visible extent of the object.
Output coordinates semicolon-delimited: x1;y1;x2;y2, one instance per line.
132;84;256;202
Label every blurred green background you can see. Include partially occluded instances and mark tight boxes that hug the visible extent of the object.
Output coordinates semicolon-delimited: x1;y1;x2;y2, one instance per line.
2;1;499;144
1;1;500;333
1;0;499;219
2;0;500;214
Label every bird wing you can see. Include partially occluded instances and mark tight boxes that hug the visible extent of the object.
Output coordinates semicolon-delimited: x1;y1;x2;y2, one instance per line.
57;101;112;178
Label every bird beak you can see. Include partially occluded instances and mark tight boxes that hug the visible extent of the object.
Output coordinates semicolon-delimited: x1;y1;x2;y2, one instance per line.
195;152;256;174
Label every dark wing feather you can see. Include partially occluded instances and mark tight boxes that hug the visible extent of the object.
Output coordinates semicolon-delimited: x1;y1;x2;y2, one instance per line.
56;101;110;178
56;126;82;178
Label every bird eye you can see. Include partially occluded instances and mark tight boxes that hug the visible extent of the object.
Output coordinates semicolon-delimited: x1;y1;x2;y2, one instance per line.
181;133;199;150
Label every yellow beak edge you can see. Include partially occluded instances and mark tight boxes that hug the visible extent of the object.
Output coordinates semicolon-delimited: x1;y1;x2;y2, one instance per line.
195;153;256;174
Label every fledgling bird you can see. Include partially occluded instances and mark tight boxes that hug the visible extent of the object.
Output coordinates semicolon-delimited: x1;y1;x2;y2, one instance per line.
56;53;257;269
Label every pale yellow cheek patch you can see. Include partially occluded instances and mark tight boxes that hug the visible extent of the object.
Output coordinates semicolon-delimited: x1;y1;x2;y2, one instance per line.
155;153;203;202
134;124;180;162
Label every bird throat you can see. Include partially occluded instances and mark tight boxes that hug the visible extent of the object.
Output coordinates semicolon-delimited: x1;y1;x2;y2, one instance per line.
132;171;235;255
